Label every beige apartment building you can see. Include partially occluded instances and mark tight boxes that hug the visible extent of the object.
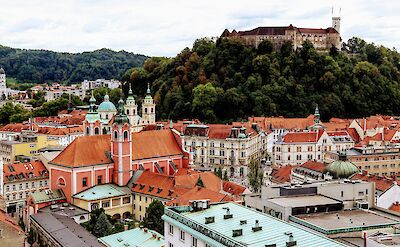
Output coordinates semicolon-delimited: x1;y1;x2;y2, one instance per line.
325;146;400;177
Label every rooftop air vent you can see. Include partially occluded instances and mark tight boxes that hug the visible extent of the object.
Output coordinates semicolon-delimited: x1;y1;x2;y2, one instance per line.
232;229;243;237
265;245;277;247
285;232;296;247
205;216;215;224
223;207;233;219
252;220;262;232
240;220;247;225
117;238;123;242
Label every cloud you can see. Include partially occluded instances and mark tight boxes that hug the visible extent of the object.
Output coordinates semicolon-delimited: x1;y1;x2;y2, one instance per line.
0;0;399;56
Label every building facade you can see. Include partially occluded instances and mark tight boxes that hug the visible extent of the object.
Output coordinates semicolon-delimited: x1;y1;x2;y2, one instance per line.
221;16;341;51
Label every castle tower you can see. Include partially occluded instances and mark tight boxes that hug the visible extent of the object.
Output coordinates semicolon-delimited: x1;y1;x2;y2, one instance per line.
314;104;320;125
0;68;7;100
141;83;156;125
83;91;102;135
112;98;132;186
332;8;341;33
125;83;138;127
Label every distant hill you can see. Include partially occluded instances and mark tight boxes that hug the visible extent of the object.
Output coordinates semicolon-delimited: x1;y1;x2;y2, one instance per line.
123;37;400;122
0;46;148;83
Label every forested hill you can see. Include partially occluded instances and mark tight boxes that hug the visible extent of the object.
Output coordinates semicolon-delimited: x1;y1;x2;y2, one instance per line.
0;45;148;83
123;37;400;123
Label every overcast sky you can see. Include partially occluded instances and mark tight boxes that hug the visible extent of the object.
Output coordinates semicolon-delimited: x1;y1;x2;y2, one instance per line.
0;0;399;57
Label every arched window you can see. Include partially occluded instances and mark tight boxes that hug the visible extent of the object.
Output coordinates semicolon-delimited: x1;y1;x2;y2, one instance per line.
124;131;128;139
86;127;90;135
103;128;107;134
114;131;118;139
145;108;148;113
127;109;130;115
94;127;99;135
151;108;153;113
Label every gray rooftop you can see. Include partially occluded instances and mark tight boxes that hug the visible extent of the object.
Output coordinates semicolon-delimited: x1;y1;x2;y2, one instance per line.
268;195;342;208
31;212;100;247
40;203;88;217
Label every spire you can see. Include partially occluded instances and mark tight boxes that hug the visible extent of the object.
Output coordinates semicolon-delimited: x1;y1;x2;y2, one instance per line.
128;83;133;96
67;93;73;112
146;83;151;95
114;98;129;124
314;104;320;124
169;119;173;129
89;91;96;112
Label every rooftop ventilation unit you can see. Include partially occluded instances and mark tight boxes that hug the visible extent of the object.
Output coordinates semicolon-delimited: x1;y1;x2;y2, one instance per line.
265;245;277;247
285;232;296;247
205;216;215;224
232;229;242;237
223;207;233;219
252;220;262;232
240;220;247;225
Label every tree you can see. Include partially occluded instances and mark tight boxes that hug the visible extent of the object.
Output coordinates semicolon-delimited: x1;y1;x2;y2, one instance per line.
257;40;273;54
223;170;229;181
93;212;112;237
247;160;264;192
192;83;219;122
143;200;164;234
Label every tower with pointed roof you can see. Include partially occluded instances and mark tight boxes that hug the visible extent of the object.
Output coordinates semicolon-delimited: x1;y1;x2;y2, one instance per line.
0;67;7;99
125;83;139;130
83;91;103;136
141;83;156;125
112;98;132;186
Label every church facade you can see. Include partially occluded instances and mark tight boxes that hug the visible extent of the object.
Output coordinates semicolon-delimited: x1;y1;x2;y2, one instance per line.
221;16;341;51
49;97;188;202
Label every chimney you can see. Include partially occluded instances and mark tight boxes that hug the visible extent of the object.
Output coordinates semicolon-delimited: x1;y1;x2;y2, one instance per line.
124;224;128;231
223;207;233;219
285;232;296;247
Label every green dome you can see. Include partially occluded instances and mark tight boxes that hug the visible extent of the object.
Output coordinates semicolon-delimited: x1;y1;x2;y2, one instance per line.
326;160;359;179
98;94;117;112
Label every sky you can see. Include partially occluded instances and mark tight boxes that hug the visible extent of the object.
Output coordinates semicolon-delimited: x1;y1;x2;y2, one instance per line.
0;0;399;57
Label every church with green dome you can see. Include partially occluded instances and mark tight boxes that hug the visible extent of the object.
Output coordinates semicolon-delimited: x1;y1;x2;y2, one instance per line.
83;83;156;136
326;153;359;179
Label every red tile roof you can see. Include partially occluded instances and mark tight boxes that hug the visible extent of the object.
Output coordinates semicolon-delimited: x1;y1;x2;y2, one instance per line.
350;173;396;192
131;171;245;204
50;135;112;167
270;166;293;183
4;160;48;182
389;202;400;212
0;123;30;132
347;128;360;143
36;126;83;136
132;129;183;160
299;161;326;173
282;130;324;143
0;209;23;232
248;115;314;131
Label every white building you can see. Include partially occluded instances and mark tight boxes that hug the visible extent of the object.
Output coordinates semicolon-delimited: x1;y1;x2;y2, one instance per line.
180;122;266;180
0;68;20;100
162;201;346;247
81;78;121;91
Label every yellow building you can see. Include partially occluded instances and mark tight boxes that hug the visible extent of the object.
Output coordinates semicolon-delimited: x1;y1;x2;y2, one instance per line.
0;133;58;163
72;184;132;220
325;146;400;177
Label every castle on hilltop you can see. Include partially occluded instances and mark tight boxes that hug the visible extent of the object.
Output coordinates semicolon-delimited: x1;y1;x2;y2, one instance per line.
221;15;341;51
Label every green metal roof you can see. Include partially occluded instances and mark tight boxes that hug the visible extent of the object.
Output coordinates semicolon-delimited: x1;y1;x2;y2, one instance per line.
163;202;347;247
326;160;359;178
31;189;66;203
98;95;117;112
73;184;131;201
85;112;101;123
98;228;164;247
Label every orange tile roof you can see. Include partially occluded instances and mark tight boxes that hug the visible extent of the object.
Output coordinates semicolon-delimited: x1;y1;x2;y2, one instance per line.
350;173;396;192
131;171;244;203
389;202;400;212
4;160;48;182
347;128;360;143
299;161;326;173
270;166;293;183
248;115;314;131
0;123;30;132
50;135;112;167
282;130;324;143
37;126;83;136
167;187;235;206
132;129;183;160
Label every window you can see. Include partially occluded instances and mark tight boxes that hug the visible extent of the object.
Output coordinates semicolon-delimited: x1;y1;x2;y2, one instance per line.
103;200;110;208
297;146;301;152
123;196;131;204
39;181;43;187
19;183;22;190
57;177;66;186
341;191;344;197
31;182;35;188
25;183;28;189
114;131;118;139
82;177;88;187
12;184;16;191
124;131;128;139
97;175;102;185
91;203;99;210
169;243;174;247
180;230;185;241
191;236;198;247
94;127;99;135
169;224;174;235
